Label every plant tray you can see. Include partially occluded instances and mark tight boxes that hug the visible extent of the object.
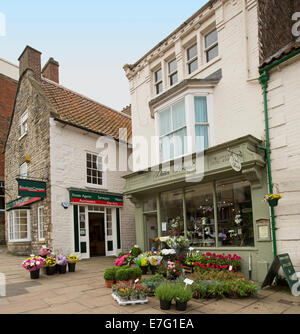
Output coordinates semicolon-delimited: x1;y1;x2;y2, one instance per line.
112;293;148;306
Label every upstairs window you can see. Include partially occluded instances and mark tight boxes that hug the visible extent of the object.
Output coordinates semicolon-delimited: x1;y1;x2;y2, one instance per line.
168;59;178;86
159;100;187;162
195;96;209;151
20;162;28;179
154;68;163;95
20;111;28;138
187;43;198;74
86;153;103;186
204;29;218;62
0;182;4;212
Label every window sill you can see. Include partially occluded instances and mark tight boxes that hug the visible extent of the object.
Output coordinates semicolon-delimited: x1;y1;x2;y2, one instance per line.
18;132;28;141
8;240;31;243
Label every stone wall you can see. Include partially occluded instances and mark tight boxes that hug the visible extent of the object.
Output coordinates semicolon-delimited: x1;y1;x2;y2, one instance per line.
5;71;52;255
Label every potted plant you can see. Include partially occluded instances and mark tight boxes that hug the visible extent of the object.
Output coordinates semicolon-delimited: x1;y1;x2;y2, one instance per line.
104;268;116;288
264;194;282;207
115;268;130;284
173;283;193;311
118;287;130;303
148;255;163;275
44;256;57;275
21;256;45;279
56;254;69;274
134;255;149;275
154;281;175;310
67;254;79;272
141;274;164;296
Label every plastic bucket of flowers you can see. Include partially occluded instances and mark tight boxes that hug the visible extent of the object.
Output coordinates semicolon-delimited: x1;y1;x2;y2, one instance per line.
45;256;57;275
148;255;163;275
67;254;79;272
21;256;46;279
56;254;69;274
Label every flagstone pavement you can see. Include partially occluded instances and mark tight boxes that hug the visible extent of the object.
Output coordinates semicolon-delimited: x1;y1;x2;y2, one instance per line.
0;246;299;314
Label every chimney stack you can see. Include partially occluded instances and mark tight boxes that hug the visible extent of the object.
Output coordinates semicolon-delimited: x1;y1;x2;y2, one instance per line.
18;46;42;81
42;57;59;84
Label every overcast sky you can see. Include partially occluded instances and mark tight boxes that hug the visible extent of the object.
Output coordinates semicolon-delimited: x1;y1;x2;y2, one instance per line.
0;0;208;111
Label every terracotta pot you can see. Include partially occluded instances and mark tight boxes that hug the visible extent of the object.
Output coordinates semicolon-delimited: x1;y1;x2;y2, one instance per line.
105;280;114;288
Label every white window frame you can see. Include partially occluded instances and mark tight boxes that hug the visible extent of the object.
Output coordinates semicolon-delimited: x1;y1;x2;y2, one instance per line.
204;28;218;63
38;206;45;241
154;89;215;163
19;111;28;140
154;68;163;95
186;43;198;75
20;162;28;179
7;210;31;242
0;181;4;213
168;58;178;87
86;152;107;189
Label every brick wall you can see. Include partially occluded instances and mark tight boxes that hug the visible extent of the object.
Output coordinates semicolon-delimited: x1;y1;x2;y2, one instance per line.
0;73;18;244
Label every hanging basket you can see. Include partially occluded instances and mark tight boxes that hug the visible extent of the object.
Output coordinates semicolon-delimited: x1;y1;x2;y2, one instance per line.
267;198;279;207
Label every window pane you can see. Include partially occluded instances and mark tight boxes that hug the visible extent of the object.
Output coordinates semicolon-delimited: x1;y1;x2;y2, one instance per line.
172;100;186;130
168;59;177;73
206;45;219;62
188;59;198;74
161;190;184;238
173;127;187;158
143;199;157;212
186;184;215;247
216;180;254;247
0;197;4;210
195;96;208;123
187;44;197;60
195;125;209;151
159;108;172;136
205;29;218;49
155;69;162;82
161;134;172;162
156;82;163;95
170;72;178;86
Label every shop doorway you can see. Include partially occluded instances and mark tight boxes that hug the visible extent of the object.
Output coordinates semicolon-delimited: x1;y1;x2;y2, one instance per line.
144;214;158;251
89;212;105;257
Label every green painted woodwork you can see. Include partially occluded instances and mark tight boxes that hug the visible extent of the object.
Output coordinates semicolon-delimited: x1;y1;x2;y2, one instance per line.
73;206;79;252
18;179;46;198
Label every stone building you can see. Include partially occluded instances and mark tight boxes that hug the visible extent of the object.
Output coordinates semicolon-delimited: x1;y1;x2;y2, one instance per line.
123;0;274;282
0;58;18;244
258;0;300;272
4;46;135;257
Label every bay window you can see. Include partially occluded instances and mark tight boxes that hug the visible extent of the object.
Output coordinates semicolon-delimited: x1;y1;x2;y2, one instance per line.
8;209;31;242
195;96;209;151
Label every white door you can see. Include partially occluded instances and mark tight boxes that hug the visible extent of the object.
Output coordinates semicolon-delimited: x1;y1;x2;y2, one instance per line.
105;207;116;256
78;206;90;259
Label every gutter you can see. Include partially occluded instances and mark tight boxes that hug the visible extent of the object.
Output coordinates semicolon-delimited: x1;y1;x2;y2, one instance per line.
258;47;300;259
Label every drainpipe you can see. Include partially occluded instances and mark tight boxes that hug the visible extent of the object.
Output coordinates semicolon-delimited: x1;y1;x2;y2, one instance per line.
259;47;300;259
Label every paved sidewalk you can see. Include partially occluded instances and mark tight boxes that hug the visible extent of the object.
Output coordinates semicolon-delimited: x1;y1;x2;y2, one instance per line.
0;246;299;314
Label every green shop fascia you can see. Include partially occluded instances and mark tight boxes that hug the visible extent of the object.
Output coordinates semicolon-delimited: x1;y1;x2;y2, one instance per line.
123;135;273;282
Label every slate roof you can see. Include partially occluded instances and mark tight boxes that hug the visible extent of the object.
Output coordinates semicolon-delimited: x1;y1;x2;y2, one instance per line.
41;78;132;142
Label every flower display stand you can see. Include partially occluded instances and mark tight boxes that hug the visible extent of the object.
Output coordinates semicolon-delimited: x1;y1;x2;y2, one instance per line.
112;293;148;306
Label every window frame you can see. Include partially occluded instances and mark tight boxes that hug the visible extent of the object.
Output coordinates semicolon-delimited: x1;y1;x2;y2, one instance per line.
0;181;4;213
19;111;28;140
86;152;106;189
7;209;31;242
204;28;218;63
186;43;198;75
154;68;163;95
168;58;178;87
38;206;45;242
20;162;28;179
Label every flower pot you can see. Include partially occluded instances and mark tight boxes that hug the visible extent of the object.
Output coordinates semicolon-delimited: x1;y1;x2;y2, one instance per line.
46;266;56;276
140;266;148;275
68;262;76;272
150;265;157;275
267;198;279;207
57;265;67;274
105;280;114;288
30;269;40;279
176;301;187;311
160;300;172;310
130;295;138;301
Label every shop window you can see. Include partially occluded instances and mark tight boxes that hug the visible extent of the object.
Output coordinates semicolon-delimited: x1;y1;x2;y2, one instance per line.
185;184;216;247
79;206;86;237
216;180;254;247
86;153;103;186
106;208;113;236
8;210;31;242
143;199;157;212
0;182;4;212
161;190;184;237
159;99;187;162
38;206;45;241
204;28;218;63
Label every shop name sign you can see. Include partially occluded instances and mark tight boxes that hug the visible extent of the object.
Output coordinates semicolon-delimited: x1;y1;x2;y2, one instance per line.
18;179;46;198
70;190;123;207
7;196;41;210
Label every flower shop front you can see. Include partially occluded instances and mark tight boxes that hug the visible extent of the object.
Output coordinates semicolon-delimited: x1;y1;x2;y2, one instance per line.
123;135;274;282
